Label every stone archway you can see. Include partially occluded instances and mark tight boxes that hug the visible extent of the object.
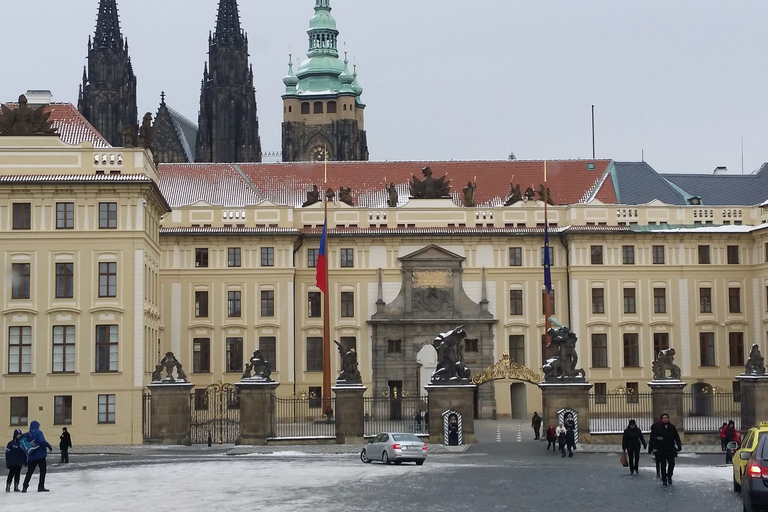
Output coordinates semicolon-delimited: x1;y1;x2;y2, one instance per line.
416;344;437;393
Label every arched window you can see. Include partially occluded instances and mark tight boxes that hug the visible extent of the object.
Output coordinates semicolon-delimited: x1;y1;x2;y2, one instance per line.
288;105;292;113
343;104;347;111
301;102;310;114
327;101;337;114
314;102;324;114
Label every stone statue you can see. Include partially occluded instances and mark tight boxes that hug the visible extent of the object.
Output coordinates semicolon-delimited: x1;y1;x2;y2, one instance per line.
338;186;354;206
302;184;321;207
745;344;766;375
462;181;477;207
137;112;153;150
242;349;272;381
151;364;164;382
123;124;135;148
409;166;451;199
524;187;536;201
537;184;555;205
334;340;362;384
241;362;254;380
0;95;57;136
385;181;398;207
325;187;335;202
430;325;471;383
504;183;523;206
651;348;682;380
155;352;187;382
542;321;586;381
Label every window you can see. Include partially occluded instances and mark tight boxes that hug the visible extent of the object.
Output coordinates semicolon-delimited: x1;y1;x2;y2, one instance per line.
261;290;275;317
698;245;711;264
55;263;74;299
729;332;744;366
228;248;241;267
387;339;402;354
591;288;605;314
54;396;72;425
653;333;669;357
9;326;32;373
195;248;208;268
729;287;741;313
623;333;639;367
626;382;640;404
261;247;274;267
52;325;75;373
11;263;30;299
509;335;525;364
308;386;322;408
509;247;522;266
541;289;556;315
313;101;323;114
95;325;119;372
727;245;740;264
652;245;665;264
700;332;716;366
327;101;337;113
700;287;712;313
225;337;243;372
341;291;354;317
509;290;523;316
56;202;74;229
308;248;319;268
308;292;321;317
594;383;607;404
98;262;117;297
10;397;28;426
307;337;323;372
13;203;31;230
623;288;636;314
340;248;354;268
228;291;241;317
98;202;117;229
590;246;603;265
622;246;635;265
259;336;277;372
195;291;209;318
541;246;554;266
301;102;310;114
591;334;608;368
98;394;116;423
653;288;666;314
193;338;210;373
464;339;479;353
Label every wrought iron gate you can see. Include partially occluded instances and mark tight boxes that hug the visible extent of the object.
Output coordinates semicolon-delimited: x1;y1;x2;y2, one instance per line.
191;381;240;444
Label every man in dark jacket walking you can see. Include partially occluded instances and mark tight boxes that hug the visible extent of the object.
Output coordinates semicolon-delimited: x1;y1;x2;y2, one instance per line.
622;419;647;475
649;413;682;486
5;429;26;492
531;412;542;440
21;420;53;492
59;427;72;463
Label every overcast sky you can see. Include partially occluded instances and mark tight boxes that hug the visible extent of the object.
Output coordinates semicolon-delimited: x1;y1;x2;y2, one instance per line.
2;1;767;174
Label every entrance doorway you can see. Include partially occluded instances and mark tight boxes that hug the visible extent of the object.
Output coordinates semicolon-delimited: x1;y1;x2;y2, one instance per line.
510;383;527;419
388;380;402;420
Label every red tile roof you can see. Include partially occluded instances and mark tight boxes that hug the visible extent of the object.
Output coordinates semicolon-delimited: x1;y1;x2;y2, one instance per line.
158;160;617;208
2;102;110;148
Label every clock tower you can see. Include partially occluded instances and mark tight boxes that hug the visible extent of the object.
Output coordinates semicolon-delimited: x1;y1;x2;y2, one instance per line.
281;0;369;162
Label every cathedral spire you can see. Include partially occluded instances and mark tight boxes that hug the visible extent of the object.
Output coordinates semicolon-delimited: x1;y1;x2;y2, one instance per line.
215;0;244;45
93;0;123;49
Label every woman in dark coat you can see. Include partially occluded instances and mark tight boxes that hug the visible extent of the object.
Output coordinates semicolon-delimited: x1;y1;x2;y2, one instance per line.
649;413;682;486
5;429;26;492
546;425;557;452
622;419;647;475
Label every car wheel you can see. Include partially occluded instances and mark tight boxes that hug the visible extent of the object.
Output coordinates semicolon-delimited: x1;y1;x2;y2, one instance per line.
360;449;371;464
733;477;741;492
415;460;425;466
382;451;390;465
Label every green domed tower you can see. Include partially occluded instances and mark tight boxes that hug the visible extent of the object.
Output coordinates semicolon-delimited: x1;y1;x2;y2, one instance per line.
282;0;368;162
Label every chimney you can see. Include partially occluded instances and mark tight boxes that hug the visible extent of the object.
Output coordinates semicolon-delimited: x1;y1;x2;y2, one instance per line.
25;90;53;106
713;166;727;175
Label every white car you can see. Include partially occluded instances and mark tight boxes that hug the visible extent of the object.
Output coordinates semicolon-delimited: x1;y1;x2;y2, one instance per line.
360;432;427;465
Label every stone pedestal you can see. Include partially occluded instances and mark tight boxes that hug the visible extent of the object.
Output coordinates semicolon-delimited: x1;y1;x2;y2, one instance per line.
648;380;686;430
148;382;194;445
736;375;768;431
539;382;593;442
237;380;279;445
425;384;477;444
333;385;366;444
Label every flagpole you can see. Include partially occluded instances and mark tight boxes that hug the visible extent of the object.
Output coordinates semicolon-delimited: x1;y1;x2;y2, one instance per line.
322;145;332;412
543;160;552;356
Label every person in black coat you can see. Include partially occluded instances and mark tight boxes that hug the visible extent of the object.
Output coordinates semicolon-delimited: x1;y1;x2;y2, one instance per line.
649;413;682;486
564;415;576;457
5;429;26;492
622;419;647;475
59;428;72;464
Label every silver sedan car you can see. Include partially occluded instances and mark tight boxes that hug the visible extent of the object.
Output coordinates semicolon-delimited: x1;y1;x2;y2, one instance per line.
360;432;427;465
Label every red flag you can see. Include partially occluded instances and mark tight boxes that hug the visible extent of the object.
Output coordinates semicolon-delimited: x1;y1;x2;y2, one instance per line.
315;223;327;293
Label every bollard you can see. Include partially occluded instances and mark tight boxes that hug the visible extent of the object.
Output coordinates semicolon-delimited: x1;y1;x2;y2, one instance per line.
517;424;522;443
496;425;501;442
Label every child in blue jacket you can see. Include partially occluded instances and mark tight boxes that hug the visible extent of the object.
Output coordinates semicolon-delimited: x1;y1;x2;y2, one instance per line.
21;421;53;492
5;429;26;492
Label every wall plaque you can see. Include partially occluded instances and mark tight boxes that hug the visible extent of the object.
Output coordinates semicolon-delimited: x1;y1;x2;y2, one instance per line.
412;270;452;288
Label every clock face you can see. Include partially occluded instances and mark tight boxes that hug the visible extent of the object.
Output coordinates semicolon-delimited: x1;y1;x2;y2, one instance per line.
310;146;328;162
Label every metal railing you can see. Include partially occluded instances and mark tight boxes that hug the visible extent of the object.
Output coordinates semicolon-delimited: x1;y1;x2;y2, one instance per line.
682;391;740;433
142;393;151;440
271;395;336;440
363;395;429;437
589;392;654;433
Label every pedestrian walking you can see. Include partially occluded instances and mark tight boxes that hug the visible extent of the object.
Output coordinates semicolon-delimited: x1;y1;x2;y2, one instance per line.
531;412;542;440
21;420;53;492
649;413;682;486
622;419;647;476
59;427;72;463
719;422;728;451
556;422;567;457
564;414;576;457
5;429;26;492
546;425;557;452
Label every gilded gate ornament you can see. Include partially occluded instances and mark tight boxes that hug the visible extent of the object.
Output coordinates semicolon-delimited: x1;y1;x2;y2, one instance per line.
471;352;542;385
